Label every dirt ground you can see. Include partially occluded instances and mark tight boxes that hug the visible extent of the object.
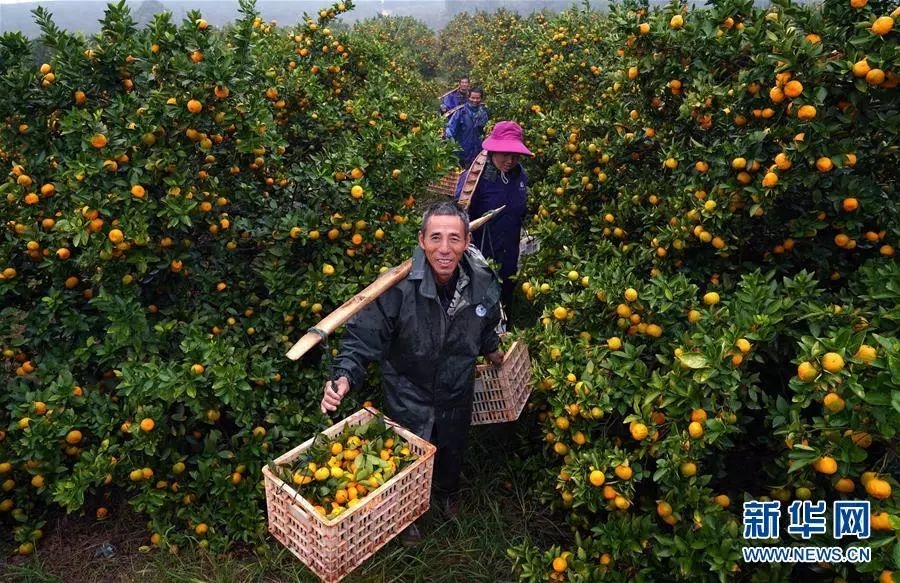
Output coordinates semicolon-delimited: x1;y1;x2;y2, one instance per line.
1;503;155;583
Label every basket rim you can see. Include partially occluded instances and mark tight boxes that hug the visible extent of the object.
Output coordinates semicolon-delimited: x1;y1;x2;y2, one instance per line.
475;339;526;374
264;407;436;527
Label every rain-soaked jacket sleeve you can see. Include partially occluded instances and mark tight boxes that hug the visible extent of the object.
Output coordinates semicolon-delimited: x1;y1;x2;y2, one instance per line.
331;289;399;390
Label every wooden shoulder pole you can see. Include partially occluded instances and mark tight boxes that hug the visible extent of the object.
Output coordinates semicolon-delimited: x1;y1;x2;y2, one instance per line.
285;205;506;361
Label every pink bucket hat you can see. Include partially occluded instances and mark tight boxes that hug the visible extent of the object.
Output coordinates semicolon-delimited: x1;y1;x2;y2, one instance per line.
481;121;533;156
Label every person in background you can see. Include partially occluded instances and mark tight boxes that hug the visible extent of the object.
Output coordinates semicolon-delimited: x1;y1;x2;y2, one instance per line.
455;121;532;307
444;86;488;169
320;201;503;546
439;76;470;117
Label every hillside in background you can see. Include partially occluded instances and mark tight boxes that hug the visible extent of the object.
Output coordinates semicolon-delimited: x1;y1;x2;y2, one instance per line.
0;0;582;36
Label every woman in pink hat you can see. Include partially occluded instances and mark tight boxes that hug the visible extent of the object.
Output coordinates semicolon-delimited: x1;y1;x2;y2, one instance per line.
455;121;533;306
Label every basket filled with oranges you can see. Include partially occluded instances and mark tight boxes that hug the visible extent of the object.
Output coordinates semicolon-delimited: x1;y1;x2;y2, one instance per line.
263;408;435;583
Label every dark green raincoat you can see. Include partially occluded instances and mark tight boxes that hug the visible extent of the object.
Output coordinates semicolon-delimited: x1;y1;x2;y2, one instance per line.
333;246;502;438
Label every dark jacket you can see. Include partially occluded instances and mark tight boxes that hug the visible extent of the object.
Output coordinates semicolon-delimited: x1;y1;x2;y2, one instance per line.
445;103;489;167
440;91;466;116
455;160;528;281
332;247;502;436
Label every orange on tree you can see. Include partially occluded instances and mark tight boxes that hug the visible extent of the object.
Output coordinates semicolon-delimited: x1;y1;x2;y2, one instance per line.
812;456;838;475
629;422;649;441
865;477;892;500
854;344;877;363
821;352;845;373
614;464;633;480
797;361;818;382
822;392;845;413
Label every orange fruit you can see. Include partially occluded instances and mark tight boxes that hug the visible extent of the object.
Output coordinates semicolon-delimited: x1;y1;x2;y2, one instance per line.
769;86;785;103
815;157;834;172
607;337;622;350
866;477;892;500
834;477;855;493
797;361;818;382
783;80;803;98
552;556;568;573
614;464;633;480
108;229;124;244
823;392;845;413
65;429;83;444
871;512;892;531
90;134;108;148
871;16;894;36
187;99;203;113
657;501;673;517
796;105;816;121
688;421;704;438
589;470;606;487
713;494;731;508
866;68;886;86
854;344;877;363
762;172;779;188
130;184;146;198
630;422;649;441
841;197;858;212
703;292;720;306
813;456;838;475
821;352;845;373
680;461;697;477
139;418;155;432
191;363;205;375
852;59;871;78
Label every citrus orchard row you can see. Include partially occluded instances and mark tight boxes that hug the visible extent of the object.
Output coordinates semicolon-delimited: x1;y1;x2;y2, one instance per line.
0;0;458;557
446;0;898;580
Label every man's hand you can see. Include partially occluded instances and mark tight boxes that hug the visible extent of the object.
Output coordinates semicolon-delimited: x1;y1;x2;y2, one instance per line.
321;376;350;414
486;351;504;367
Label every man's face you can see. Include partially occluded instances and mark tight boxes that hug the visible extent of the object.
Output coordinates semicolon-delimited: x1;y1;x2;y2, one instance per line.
418;214;470;285
467;91;482;107
458;79;470;93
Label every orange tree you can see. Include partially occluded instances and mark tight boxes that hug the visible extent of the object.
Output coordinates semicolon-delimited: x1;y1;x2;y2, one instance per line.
446;0;898;580
0;0;456;555
352;14;441;80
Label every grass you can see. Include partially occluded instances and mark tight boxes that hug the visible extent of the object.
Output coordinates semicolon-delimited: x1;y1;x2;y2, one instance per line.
1;418;567;583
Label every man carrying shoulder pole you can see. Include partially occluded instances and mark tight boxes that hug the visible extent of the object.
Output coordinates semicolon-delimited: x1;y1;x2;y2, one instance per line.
320;201;503;545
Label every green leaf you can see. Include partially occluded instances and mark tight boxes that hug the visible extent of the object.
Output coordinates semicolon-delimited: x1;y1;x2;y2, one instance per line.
678;353;709;369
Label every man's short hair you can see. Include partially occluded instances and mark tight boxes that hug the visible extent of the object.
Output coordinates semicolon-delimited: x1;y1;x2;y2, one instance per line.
421;201;470;237
469;86;484;98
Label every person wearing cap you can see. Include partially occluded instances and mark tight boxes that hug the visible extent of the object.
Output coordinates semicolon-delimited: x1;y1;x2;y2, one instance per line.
455;120;533;307
444;86;489;168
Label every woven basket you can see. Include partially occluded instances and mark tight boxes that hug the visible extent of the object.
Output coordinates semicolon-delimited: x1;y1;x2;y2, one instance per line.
264;408;436;583
426;169;461;198
471;340;532;425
